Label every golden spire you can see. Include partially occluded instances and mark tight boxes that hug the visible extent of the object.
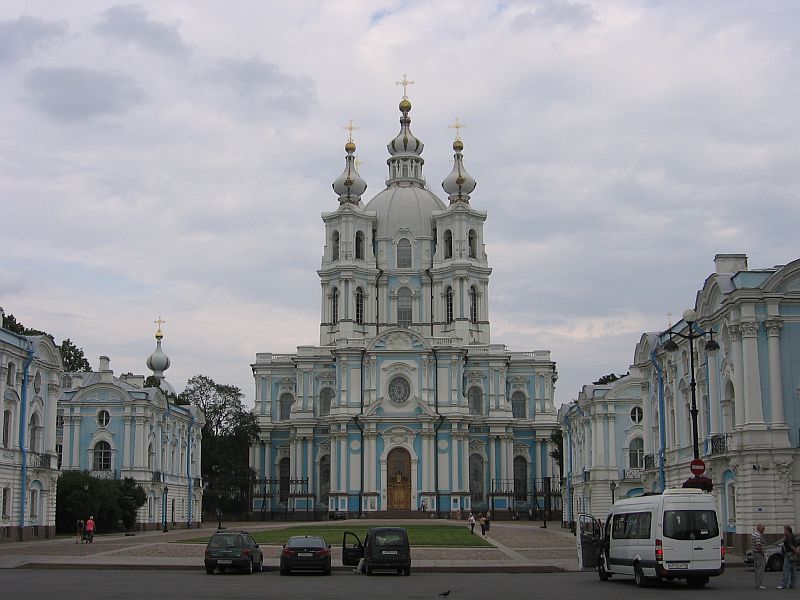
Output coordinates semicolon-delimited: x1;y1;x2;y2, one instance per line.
395;73;415;100
343;119;359;143
154;315;166;339
449;117;465;141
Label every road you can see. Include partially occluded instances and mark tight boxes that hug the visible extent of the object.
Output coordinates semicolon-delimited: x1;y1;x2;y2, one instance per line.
3;568;770;599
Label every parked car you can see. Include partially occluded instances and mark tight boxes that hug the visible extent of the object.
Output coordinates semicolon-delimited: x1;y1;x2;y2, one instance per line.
280;535;332;575
745;538;786;572
342;527;411;575
204;530;263;574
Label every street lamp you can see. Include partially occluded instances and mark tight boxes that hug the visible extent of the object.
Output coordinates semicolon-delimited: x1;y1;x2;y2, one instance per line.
163;485;169;533
663;309;720;461
609;481;617;505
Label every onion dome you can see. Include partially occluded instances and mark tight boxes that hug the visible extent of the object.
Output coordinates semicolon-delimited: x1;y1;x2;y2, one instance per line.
385;98;425;186
442;135;476;204
332;138;367;205
146;321;171;379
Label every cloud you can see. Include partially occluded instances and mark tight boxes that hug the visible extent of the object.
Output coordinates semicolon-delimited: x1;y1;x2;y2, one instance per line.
205;57;317;117
94;4;188;57
24;66;145;121
512;0;598;31
0;15;65;64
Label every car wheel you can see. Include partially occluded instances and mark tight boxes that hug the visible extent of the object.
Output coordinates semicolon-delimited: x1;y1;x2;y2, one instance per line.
686;576;708;588
634;563;649;587
206;567;215;575
246;559;253;575
768;554;784;572
280;566;289;576
255;557;263;573
403;566;411;576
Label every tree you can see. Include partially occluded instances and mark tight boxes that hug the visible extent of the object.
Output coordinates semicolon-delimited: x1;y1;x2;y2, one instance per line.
55;471;146;533
119;477;147;531
1;312;91;371
549;429;564;482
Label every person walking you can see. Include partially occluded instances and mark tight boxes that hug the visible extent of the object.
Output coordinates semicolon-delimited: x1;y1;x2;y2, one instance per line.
479;513;486;536
75;518;84;544
468;513;476;534
85;515;96;543
779;525;798;589
485;511;491;533
752;523;766;589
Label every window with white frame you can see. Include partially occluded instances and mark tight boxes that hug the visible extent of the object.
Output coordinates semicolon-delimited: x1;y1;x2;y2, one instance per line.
468;387;483;415
1;487;9;518
97;410;110;427
629;437;644;469
444;230;453;259
397;287;412;328
397;238;412;268
3;409;12;448
319;388;333;416
355;287;365;325
469;286;478;324
331;231;340;261
29;489;38;519
513;456;528;500
355;231;365;260
469;454;484;502
630;406;643;423
93;440;112;470
279;394;294;420
511;391;526;419
331;288;339;325
445;287;454;324
468;229;477;259
6;363;15;386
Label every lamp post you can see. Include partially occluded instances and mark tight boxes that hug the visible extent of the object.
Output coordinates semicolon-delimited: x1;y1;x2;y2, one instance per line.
663;309;720;462
609;480;617;505
162;485;169;533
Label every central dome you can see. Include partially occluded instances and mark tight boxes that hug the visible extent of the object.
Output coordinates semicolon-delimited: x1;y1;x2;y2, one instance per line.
365;183;446;239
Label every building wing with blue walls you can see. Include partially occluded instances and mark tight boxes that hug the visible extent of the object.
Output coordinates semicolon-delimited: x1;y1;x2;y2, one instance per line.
250;95;560;518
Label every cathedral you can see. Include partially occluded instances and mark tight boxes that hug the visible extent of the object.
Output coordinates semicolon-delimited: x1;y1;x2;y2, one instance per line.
249;91;561;519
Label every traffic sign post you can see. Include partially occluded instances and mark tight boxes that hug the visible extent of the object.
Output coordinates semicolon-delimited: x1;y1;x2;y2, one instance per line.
690;459;706;476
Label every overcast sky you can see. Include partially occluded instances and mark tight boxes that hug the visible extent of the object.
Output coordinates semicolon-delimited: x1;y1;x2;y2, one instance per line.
2;1;799;408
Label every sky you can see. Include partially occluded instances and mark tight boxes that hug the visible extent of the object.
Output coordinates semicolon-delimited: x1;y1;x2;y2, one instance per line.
2;1;799;408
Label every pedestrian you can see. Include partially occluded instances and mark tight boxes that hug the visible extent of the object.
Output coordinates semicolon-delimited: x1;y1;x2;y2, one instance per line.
479;513;486;536
779;525;798;589
468;513;476;534
752;523;766;589
85;515;95;543
75;518;84;544
485;511;491;533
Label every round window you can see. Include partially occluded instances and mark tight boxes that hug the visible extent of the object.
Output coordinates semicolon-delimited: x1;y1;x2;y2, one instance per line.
388;376;411;406
630;406;643;424
98;410;111;427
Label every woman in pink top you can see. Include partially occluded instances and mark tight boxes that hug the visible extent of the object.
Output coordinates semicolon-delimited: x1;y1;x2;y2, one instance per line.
85;516;95;543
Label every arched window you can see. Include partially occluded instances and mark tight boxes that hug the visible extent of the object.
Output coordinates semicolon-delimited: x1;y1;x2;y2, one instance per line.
468;387;483;415
397;287;412;328
355;287;365;325
28;413;43;453
148;443;155;470
470;454;484;503
33;372;41;394
279;394;294;421
97;409;110;427
629;438;644;469
514;456;528;501
1;410;10;448
331;231;340;261
29;489;38;518
511;391;526;419
319;455;331;505
355;231;365;260
445;287;454;325
279;457;290;502
630;406;643;423
397;238;411;268
331;288;339;325
444;230;453;259
469;286;478;324
468;229;477;259
93;441;112;471
319;388;333;417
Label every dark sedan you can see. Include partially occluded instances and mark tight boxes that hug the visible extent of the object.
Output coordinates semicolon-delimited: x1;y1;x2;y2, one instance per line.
204;530;263;574
280;535;332;575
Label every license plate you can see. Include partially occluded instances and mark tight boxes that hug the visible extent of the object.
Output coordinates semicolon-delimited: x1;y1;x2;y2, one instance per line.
383;550;398;555
217;559;232;565
298;552;313;557
667;562;689;569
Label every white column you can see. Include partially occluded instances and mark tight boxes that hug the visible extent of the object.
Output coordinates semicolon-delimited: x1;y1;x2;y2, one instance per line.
134;415;144;468
534;438;542;480
263;437;271;479
766;318;785;426
339;433;347;491
730;324;745;428
499;436;508;482
122;415;132;469
707;353;720;435
330;433;339;491
608;415;617;469
489;436;496;490
71;413;81;467
741;319;765;425
462;432;469;491
641;383;652;455
45;383;58;453
593;416;602;467
62;415;72;469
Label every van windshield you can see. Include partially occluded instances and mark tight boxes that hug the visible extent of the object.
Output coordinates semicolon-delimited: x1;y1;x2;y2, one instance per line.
663;510;719;540
374;531;406;547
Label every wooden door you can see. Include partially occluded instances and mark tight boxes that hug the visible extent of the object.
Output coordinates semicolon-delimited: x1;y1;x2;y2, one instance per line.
387;447;411;510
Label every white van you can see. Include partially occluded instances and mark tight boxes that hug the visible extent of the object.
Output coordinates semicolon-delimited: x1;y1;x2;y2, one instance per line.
577;488;724;588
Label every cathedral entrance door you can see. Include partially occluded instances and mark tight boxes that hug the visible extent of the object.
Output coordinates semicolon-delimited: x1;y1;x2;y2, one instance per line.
387;447;411;510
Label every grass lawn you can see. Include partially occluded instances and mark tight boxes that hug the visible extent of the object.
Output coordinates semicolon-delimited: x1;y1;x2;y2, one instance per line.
182;524;491;547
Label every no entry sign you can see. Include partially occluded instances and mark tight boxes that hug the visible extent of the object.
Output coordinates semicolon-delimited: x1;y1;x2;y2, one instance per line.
690;459;706;476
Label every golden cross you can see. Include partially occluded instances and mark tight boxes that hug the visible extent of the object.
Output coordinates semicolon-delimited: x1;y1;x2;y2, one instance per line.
667;312;673;328
154;315;166;333
343;120;359;142
395;73;415;100
449;117;465;141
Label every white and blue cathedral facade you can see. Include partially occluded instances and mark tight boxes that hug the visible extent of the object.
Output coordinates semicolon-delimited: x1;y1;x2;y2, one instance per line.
250;97;560;518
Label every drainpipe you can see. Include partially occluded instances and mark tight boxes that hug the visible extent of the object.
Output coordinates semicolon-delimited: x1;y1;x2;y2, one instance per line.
18;340;35;539
433;349;445;517
352;349;366;516
425;268;435;336
186;412;195;528
651;348;666;493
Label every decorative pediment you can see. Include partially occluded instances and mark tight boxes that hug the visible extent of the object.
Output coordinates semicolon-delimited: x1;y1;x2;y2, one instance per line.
381;425;415;447
276;443;291;460
368;328;430;352
465;370;485;380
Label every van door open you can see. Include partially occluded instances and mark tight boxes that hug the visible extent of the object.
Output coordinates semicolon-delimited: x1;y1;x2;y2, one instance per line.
342;531;364;566
577;513;602;570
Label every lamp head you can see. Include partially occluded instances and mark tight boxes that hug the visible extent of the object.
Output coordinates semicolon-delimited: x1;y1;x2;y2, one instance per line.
704;338;720;352
663;338;679;352
683;308;697;324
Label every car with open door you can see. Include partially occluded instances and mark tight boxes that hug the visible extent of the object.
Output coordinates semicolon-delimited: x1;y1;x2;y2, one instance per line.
342;527;411;575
